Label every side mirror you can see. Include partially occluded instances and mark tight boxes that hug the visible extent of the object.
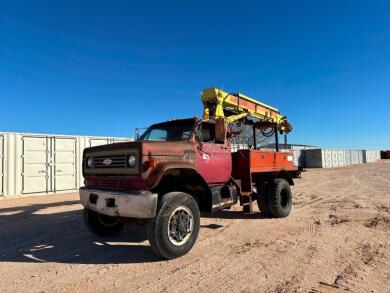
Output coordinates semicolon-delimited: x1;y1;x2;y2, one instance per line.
215;118;226;142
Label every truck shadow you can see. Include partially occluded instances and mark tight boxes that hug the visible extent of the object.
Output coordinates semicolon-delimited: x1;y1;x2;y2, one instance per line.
0;200;268;265
0;201;160;265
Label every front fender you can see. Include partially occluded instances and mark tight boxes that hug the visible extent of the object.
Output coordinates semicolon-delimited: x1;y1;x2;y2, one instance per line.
146;161;199;190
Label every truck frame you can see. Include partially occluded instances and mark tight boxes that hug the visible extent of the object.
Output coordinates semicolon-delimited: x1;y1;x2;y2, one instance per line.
79;88;300;259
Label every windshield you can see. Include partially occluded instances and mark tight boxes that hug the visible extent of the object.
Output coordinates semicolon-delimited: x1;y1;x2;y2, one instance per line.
139;119;196;141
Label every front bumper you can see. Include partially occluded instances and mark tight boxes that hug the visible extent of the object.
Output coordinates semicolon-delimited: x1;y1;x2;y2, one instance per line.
79;188;158;218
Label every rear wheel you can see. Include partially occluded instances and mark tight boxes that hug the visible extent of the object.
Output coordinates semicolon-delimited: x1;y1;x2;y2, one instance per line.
83;208;124;236
256;182;271;216
147;192;200;260
267;179;292;218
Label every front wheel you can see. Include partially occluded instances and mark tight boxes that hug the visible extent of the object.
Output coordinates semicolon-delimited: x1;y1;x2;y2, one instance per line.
83;208;124;236
147;192;200;259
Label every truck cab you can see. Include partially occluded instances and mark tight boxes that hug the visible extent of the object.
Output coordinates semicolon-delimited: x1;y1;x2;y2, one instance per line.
80;88;299;259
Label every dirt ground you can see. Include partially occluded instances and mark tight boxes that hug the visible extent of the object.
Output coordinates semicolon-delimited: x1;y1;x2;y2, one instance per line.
0;161;389;293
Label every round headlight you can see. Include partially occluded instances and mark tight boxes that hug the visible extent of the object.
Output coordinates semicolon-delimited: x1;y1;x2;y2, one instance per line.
87;158;93;168
128;155;136;167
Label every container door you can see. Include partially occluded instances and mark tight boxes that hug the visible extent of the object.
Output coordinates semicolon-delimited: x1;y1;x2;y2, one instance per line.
89;138;109;147
22;136;49;194
338;150;345;166
331;150;338;167
324;149;332;168
53;137;77;191
0;135;3;196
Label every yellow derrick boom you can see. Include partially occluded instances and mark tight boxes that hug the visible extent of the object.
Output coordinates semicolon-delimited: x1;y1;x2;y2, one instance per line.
201;87;292;133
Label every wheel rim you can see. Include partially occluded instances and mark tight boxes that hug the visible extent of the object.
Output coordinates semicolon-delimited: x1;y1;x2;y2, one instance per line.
167;206;194;246
98;213;120;227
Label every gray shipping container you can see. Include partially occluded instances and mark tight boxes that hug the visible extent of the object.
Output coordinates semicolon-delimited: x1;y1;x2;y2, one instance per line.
305;149;326;168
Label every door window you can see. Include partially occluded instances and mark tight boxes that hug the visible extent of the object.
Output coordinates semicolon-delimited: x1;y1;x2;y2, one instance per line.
197;122;223;144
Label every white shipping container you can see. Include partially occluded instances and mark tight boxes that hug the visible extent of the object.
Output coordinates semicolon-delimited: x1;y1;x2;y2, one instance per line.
333;150;338;167
358;150;363;164
344;150;351;166
350;150;358;165
354;150;360;164
305;148;378;168
335;150;344;167
323;149;332;168
0;132;131;198
363;150;381;163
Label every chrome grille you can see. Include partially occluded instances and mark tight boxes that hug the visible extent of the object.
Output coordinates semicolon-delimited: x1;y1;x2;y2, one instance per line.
86;177;130;191
92;155;126;168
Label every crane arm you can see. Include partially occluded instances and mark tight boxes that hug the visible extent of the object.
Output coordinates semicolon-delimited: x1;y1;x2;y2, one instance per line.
201;87;292;133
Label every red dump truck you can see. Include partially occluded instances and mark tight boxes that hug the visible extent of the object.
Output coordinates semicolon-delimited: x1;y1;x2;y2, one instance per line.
80;88;300;259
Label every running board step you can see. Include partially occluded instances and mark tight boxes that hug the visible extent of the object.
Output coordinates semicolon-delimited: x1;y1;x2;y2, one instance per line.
210;184;238;212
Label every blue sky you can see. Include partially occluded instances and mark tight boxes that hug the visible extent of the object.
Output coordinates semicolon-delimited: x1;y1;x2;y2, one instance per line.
1;1;389;149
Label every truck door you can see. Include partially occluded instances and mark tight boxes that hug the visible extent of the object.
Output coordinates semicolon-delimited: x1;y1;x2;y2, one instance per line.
195;122;232;184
